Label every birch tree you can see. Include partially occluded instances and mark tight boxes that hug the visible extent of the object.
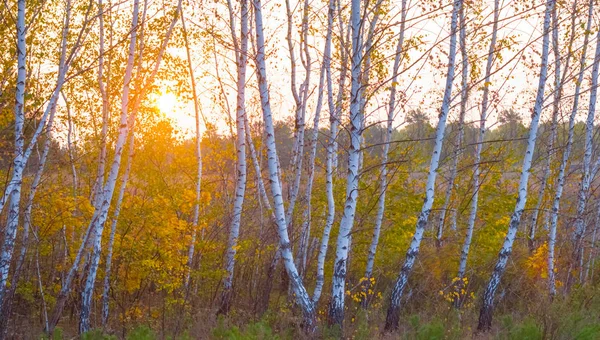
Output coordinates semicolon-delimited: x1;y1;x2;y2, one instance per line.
296;0;331;276
252;0;316;330
477;0;555;330
0;0;90;313
384;0;462;331
568;7;600;290
181;6;203;293
311;0;336;306
362;0;407;308
437;0;468;246
455;0;500;308
219;0;249;315
327;0;365;327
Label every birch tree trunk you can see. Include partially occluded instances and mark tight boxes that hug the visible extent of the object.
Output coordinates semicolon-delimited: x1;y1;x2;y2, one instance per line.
78;1;141;332
548;0;592;299
252;0;316;330
384;0;462;331
219;0;249;315
100;122;135;327
0;0;80;313
455;0;499;308
0;1;26;308
568;11;600;291
477;0;554;331
327;0;364;327
181;6;203;293
78;0;182;332
528;2;567;252
311;0;336;307
362;0;407;308
296;0;335;277
284;0;311;233
437;3;468;246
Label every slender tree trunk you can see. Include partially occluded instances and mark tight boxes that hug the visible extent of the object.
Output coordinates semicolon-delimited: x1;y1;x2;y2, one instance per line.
284;0;311;234
327;0;365;327
455;0;500;309
477;0;554;331
362;0;407;308
548;0;591;299
180;6;203;293
528;3;566;252
384;0;461;331
78;0;181;332
568;10;600;291
219;0;249;315
252;0;316;331
296;0;334;277
100;123;135;327
78;1;142;332
437;1;468;247
311;0;336;307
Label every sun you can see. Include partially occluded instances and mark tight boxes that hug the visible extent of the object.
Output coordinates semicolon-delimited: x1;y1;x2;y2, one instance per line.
157;91;177;114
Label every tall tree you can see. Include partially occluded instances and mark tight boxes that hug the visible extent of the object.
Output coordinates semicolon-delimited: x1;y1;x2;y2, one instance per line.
219;0;249;315
385;0;462;330
455;0;500;308
569;3;600;290
477;0;555;330
362;0;407;308
252;0;316;331
327;0;365;327
437;0;469;246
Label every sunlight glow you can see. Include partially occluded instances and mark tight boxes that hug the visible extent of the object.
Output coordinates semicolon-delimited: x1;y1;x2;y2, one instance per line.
158;92;177;114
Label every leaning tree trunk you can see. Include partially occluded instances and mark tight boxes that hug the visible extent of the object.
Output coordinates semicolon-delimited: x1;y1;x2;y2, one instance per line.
548;0;592;299
362;0;407;309
77;0;181;333
327;0;365;328
436;0;468;247
384;0;461;331
100;121;135;327
477;0;554;331
528;1;570;252
568;9;600;292
455;0;499;309
253;0;316;331
181;4;203;293
219;0;249;315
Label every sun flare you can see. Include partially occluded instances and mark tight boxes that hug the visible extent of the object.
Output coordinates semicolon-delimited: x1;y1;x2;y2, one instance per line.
157;92;177;114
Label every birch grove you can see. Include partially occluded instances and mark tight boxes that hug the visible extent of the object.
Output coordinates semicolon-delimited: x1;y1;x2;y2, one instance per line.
3;0;600;337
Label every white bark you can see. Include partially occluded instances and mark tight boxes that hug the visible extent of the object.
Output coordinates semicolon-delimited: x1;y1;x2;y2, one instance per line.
296;0;335;277
312;0;336;306
363;0;407;303
220;0;249;314
78;0;141;333
284;0;311;231
100;122;135;327
385;0;462;331
529;2;566;251
181;3;203;294
252;0;315;330
328;0;364;326
0;0;77;310
548;0;592;299
78;0;182;331
457;0;500;296
570;8;600;286
437;2;468;245
478;0;554;331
